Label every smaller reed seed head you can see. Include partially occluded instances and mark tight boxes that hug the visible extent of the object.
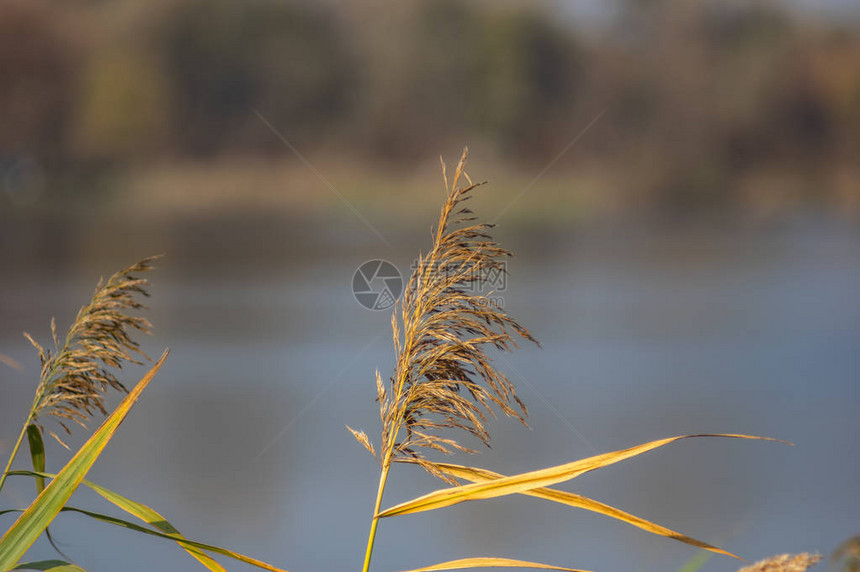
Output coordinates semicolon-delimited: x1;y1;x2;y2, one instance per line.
737;553;823;572
24;256;158;444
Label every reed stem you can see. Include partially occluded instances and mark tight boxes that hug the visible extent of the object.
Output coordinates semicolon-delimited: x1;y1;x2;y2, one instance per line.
361;463;391;572
0;412;34;493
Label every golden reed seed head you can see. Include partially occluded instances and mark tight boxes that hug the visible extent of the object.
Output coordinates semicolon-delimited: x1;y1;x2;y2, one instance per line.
24;255;159;444
737;553;823;572
372;148;538;482
834;535;860;572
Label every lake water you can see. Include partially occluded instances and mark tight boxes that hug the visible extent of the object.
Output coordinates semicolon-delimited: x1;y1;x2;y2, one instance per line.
0;215;858;571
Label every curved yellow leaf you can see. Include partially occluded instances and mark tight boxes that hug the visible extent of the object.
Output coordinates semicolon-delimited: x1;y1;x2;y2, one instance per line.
379;434;787;518
400;556;591;571
426;462;741;560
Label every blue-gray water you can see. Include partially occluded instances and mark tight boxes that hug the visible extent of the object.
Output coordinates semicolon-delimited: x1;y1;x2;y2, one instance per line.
1;219;858;571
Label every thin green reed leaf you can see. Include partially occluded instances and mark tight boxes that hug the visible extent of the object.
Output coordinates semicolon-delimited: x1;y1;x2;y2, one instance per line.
22;426;67;562
7;471;224;572
58;508;286;572
677;551;713;572
25;427;45;495
0;351;167;570
13;560;87;571
80;480;225;572
5;472;285;572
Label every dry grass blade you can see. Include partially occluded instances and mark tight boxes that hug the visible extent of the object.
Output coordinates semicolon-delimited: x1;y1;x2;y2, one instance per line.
737;553;822;571
375;147;538;481
413;461;741;560
379;434;788;518
400;557;591;571
23;255;159;439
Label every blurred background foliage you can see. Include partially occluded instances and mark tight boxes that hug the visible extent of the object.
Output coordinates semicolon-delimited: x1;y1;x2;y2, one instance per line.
1;0;858;221
2;2;859;570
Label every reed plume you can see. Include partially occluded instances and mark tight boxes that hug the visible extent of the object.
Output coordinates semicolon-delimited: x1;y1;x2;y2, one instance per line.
358;148;537;571
835;535;860;572
737;553;822;572
0;256;158;493
23;256;157;439
380;148;537;480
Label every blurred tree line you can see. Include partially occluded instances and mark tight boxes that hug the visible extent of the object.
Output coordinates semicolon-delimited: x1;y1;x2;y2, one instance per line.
1;0;858;214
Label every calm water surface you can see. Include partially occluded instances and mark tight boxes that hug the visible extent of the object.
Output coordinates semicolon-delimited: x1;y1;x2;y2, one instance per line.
1;219;857;571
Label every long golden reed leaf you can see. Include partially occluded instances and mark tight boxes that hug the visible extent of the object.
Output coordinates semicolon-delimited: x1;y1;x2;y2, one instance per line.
379;434;788;518
400;557;591;572
409;460;740;559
